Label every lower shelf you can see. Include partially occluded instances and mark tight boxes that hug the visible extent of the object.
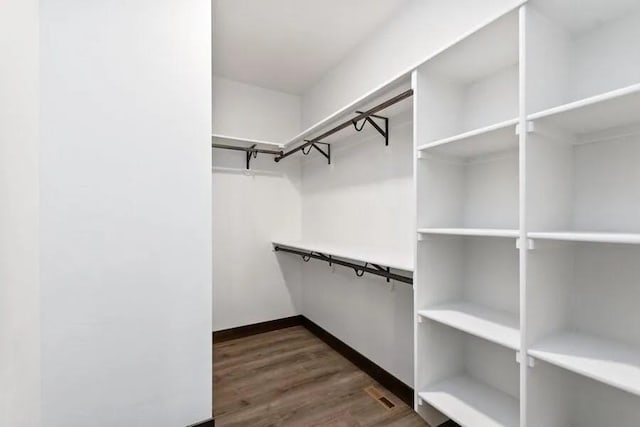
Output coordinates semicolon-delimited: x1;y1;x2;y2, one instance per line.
419;376;519;427
529;331;640;397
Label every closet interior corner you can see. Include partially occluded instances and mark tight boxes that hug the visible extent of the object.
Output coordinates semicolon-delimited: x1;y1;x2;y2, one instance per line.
213;0;640;425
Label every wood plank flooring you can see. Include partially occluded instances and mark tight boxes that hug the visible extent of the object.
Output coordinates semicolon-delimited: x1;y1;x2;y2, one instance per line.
213;326;430;427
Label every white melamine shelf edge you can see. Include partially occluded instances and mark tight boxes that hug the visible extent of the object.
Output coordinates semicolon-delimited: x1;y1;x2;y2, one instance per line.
418;302;520;350
272;240;414;272
416;118;518;152
282;73;411;148
528;231;640;245
418;228;520;238
529;332;640;397
419;376;519;427
212;133;283;148
283;1;525;149
528;83;640;122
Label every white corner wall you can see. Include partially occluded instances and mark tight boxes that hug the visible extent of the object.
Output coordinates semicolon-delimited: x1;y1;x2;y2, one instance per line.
212;77;302;331
300;115;415;385
301;0;522;127
213;76;301;141
0;1;41;426
38;1;212;426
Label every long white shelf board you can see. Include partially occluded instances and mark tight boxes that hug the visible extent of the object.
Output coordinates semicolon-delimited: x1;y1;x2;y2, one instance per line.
212;133;283;148
283;75;411;148
528;231;640;245
528;83;640;135
529;332;640;397
418;302;520;350
272;240;414;272
417;119;519;158
419;376;519;427
418;228;520;239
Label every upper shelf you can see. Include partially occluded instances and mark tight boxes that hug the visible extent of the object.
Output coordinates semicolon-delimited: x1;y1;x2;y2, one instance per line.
283;75;412;148
211;133;283;148
417;119;518;159
418;228;520;239
272;240;414;272
528;83;640;135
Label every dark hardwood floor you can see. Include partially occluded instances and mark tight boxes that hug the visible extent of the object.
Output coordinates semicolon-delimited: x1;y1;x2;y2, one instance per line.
213;325;430;426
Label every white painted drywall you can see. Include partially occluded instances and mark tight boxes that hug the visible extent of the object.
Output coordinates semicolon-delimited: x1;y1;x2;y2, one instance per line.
299;112;415;385
0;1;41;426
212;77;303;331
213;76;301;142
38;1;212;426
301;0;522;128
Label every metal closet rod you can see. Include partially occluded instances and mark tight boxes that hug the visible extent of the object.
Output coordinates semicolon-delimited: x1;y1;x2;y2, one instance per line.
274;88;414;163
211;143;283;156
273;245;413;285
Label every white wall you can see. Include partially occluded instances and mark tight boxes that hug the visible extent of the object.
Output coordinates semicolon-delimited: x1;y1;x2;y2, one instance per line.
38;1;212;426
213;76;301;142
0;1;41;426
212;77;302;331
301;0;522;127
299;113;415;385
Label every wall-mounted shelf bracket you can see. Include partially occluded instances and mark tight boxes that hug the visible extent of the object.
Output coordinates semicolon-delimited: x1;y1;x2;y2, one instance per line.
273;245;413;285
353;111;389;146
212;143;283;170
301;140;331;164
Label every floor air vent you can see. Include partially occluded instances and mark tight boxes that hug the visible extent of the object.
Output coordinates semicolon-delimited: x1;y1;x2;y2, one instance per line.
364;386;396;410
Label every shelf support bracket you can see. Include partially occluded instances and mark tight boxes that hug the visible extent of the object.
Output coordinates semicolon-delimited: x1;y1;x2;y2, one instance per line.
311;142;331;164
516;352;536;367
354;111;389;146
516;238;535;250
245;144;257;170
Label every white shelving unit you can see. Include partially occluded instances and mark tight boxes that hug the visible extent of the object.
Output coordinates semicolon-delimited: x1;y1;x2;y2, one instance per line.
414;1;640;426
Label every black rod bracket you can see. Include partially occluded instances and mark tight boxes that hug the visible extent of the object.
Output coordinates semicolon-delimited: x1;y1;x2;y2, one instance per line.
212;142;283;170
354;111;389;146
273;245;413;285
274;88;413;164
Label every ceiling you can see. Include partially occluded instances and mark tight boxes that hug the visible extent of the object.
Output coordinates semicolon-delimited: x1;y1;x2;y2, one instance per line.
213;0;409;95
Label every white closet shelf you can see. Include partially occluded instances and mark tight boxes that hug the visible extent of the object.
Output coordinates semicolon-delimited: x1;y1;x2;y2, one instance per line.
211;133;283;148
419;376;519;427
529;331;640;397
416;118;518;158
418;302;519;350
418;228;519;239
271;240;414;272
283;75;412;148
528;83;640;135
528;231;640;245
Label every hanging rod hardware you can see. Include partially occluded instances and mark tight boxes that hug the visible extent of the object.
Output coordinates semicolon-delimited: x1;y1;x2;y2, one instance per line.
212;142;283;170
354;263;368;277
274;88;413;164
274;245;413;285
370;263;392;282
354;111;389;146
